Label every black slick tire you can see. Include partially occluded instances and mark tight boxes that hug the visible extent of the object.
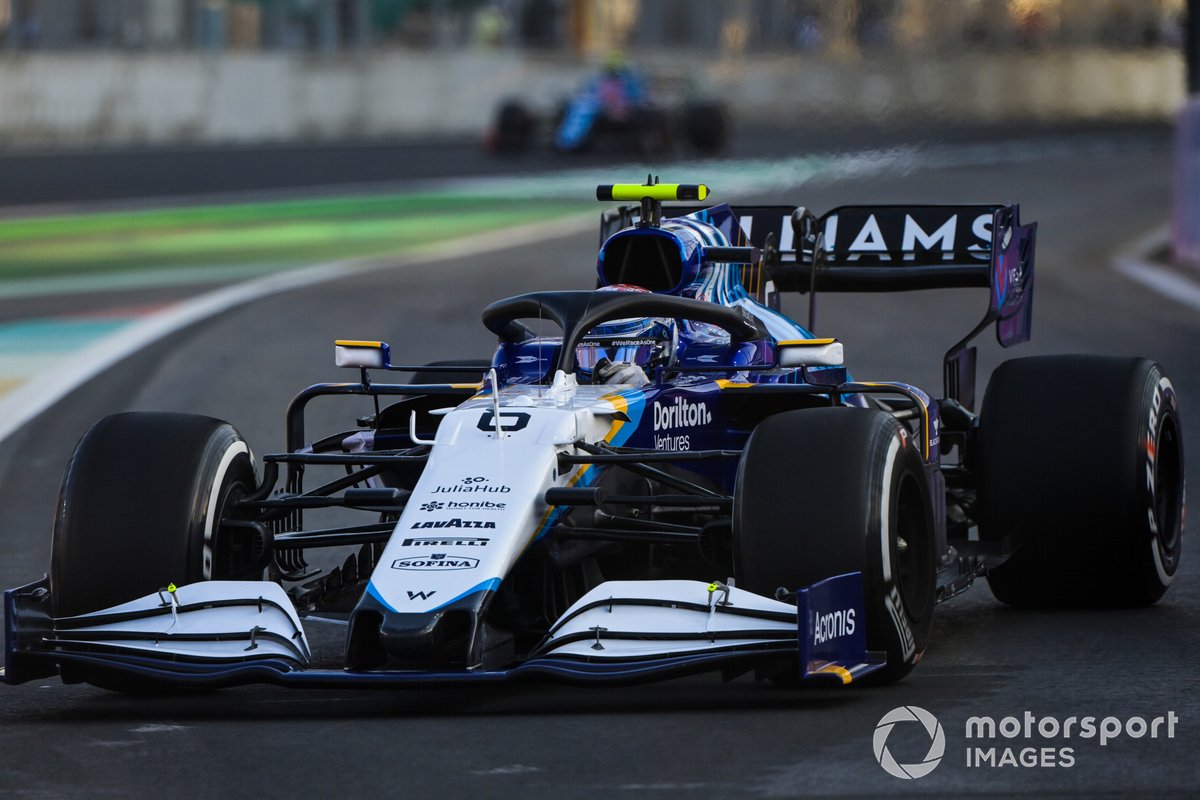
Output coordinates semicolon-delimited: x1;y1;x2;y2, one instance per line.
979;356;1184;607
734;407;937;684
51;412;256;618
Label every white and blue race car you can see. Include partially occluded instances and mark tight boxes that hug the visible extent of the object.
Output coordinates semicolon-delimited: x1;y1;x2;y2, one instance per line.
3;181;1184;691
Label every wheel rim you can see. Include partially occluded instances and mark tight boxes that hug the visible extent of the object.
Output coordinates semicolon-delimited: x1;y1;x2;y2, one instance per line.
1154;417;1183;555
893;470;933;615
211;469;263;579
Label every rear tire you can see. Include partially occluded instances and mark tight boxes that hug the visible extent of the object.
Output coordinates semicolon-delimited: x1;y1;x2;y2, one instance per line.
683;101;729;154
51;412;257;618
979;356;1184;607
632;107;671;157
734;408;937;684
488;100;536;154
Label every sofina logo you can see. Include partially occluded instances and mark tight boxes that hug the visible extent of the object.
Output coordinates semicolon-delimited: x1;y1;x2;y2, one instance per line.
874;706;945;779
391;554;479;571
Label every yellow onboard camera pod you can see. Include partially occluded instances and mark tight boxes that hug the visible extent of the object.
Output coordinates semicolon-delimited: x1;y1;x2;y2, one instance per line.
596;184;709;202
334;340;392;369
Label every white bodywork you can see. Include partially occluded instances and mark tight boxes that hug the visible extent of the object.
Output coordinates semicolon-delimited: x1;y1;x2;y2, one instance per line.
42;375;816;675
365;376;640;616
51;581;309;664
538;580;797;659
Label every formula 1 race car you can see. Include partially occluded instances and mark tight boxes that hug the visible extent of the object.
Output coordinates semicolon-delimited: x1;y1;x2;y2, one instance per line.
486;62;727;156
3;181;1185;692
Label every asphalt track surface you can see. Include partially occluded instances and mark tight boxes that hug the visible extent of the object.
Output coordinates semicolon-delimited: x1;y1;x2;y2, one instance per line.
0;120;1165;209
1;127;1199;798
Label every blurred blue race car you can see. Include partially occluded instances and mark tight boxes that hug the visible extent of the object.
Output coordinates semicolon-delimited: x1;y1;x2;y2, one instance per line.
488;56;728;156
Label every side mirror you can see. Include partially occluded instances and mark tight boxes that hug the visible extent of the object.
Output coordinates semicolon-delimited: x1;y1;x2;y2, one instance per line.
334;340;391;369
778;338;843;368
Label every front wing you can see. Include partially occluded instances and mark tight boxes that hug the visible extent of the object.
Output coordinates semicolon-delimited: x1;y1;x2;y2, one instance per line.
3;573;884;689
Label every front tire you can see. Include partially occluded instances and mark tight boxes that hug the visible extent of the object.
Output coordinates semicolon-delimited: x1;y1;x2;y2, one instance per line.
734;408;937;684
979;356;1185;607
51;412;257;618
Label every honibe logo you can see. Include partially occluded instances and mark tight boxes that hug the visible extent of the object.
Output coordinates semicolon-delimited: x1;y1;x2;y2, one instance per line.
874;706;945;779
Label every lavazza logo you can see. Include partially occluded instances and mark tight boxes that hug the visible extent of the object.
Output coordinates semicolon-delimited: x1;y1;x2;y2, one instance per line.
873;707;1179;779
410;518;495;530
653;397;712;452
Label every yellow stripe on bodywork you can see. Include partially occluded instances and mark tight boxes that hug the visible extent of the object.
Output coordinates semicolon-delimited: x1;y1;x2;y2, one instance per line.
334;340;383;348
818;664;853;684
563;390;632;487
530;391;634;542
715;379;754;389
598;391;631;446
777;338;837;346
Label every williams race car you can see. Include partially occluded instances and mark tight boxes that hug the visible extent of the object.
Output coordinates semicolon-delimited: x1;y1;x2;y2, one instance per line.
3;181;1185;692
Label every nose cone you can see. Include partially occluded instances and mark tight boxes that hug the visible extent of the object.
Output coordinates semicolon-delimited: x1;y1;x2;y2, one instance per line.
346;589;503;670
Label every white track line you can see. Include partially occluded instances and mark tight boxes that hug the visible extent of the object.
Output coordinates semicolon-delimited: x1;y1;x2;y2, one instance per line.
0;213;592;447
1113;224;1200;314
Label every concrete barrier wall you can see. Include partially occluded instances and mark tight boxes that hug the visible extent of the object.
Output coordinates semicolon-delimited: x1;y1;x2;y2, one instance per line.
0;49;1183;148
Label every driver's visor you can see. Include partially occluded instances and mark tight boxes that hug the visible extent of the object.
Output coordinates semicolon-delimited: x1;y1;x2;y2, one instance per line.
575;336;671;372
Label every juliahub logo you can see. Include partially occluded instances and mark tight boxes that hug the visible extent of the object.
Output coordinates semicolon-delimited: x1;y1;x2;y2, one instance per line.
431;476;511;495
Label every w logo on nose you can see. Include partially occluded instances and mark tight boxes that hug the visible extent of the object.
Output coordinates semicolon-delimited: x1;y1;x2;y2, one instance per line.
407;590;436;601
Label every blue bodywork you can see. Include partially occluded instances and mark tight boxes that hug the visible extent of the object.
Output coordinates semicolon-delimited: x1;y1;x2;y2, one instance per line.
494;202;940;486
556;68;648;152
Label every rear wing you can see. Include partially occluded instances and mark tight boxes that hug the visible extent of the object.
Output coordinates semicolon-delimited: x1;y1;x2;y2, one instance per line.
599;202;1037;408
602;202;1034;310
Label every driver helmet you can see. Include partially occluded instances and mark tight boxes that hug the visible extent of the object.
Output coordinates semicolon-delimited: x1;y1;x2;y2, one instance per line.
575;284;677;380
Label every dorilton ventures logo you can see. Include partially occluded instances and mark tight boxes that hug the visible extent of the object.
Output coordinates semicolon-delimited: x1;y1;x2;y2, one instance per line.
653;397;712;431
874;706;946;780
